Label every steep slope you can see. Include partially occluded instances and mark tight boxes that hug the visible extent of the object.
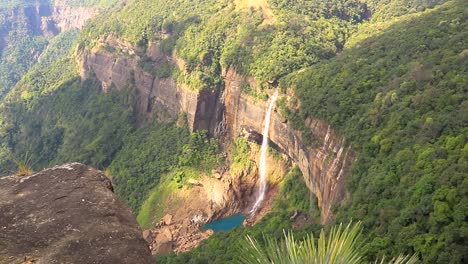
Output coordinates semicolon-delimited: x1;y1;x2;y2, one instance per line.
76;41;355;224
0;0;115;98
158;1;467;263
234;0;276;24
287;1;467;262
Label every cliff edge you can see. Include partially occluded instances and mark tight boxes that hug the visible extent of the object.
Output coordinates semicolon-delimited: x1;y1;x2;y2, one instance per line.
0;163;153;264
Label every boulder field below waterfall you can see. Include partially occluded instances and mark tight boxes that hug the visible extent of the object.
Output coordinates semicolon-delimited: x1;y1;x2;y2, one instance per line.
0;163;153;264
144;143;289;256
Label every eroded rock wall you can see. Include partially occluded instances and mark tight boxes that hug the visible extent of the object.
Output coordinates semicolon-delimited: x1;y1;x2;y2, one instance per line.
0;3;54;52
222;69;356;223
77;40;218;129
78;41;355;223
52;0;100;32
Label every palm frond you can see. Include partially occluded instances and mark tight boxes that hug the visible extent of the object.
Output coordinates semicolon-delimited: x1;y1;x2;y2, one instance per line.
238;222;418;264
375;254;419;264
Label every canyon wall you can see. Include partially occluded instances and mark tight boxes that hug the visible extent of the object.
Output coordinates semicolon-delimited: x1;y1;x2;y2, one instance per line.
0;0;101;96
51;0;100;32
0;0;101;50
77;38;221;129
78;41;355;223
77;42;198;126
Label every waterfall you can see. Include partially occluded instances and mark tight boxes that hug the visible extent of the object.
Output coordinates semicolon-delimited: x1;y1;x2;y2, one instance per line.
250;91;278;214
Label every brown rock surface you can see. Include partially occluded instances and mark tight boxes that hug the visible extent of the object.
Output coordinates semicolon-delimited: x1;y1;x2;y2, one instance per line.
153;227;173;255
0;163;153;264
142;230;153;243
163;214;173;225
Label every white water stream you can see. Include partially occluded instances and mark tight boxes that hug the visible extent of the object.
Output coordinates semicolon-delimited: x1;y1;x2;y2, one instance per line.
250;91;278;214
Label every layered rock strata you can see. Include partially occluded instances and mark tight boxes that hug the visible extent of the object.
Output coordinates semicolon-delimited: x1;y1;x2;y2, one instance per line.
77;38;221;128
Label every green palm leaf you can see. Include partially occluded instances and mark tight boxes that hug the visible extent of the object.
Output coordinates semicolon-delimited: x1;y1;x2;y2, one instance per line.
238;222;417;264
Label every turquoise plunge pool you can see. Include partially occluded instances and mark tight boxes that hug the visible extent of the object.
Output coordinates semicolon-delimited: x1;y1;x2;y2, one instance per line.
201;214;246;232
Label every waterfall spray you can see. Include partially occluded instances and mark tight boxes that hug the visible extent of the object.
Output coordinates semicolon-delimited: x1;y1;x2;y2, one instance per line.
250;91;278;214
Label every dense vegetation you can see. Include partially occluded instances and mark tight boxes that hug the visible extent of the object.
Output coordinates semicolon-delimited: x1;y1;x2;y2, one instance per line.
0;56;219;221
135;130;221;227
76;0;452;95
79;0;378;91
0;0;118;9
62;0;120;7
0;3;49;98
284;1;467;263
0;0;465;263
0;76;134;174
0;1;81;99
0;0;123;172
0;0;118;99
110;126;221;213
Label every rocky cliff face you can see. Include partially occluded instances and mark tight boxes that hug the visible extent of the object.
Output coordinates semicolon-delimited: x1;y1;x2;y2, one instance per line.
0;163;153;264
0;0;100;51
78;40;355;223
222;69;356;223
0;0;101;97
51;0;100;32
77;38;220;128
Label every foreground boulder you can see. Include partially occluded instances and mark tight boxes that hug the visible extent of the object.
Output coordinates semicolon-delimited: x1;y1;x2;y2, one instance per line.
0;163;153;264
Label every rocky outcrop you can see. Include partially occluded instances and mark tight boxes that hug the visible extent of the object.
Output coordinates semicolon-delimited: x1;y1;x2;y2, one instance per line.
0;163;153;264
78;40;356;223
0;2;53;36
145;218;214;255
51;0;100;32
78;47;198;125
0;2;53;52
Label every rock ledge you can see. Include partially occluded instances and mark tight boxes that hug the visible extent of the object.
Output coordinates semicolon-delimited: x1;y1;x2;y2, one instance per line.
0;163;152;264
